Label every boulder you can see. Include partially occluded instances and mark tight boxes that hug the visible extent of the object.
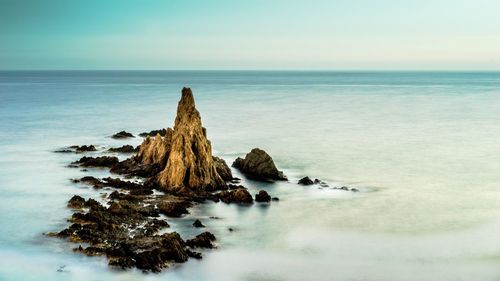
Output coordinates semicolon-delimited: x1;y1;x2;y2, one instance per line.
255;190;271;202
232;148;287;181
298;176;314;185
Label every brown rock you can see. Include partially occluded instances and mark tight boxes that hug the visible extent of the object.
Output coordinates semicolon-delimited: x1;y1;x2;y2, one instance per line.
139;88;225;192
213;156;233;181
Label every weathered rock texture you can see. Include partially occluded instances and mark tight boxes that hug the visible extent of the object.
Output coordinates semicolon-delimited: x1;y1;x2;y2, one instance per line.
232;148;287;181
138;88;226;192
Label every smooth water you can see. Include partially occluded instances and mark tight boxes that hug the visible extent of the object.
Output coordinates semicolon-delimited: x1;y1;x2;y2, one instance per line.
1;71;500;281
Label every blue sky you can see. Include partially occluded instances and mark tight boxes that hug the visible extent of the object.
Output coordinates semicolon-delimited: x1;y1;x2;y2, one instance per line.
1;0;499;70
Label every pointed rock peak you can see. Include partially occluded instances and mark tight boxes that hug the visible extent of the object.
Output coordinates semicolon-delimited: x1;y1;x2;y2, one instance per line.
131;87;227;192
178;87;196;113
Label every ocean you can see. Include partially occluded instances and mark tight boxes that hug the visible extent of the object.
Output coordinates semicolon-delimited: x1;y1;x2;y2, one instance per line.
1;70;500;280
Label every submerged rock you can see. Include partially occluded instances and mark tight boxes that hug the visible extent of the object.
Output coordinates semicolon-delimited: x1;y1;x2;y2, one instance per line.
232;148;287;181
298;176;314;185
255;190;271;202
112;131;134;139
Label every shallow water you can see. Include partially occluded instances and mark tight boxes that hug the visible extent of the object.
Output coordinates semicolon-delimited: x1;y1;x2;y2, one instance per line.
1;71;500;280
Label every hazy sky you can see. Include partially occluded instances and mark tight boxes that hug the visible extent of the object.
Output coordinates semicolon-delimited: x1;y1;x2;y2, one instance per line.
1;0;499;70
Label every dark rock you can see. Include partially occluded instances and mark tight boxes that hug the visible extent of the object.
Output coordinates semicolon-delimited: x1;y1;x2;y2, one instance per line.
73;156;119;168
139;129;168;137
108;145;139;153
217;188;253;204
340;186;349;191
272;197;280;201
72;176;105;188
112;131;134;139
351;188;359;192
186;232;216;249
255;190;271;202
298;176;314;185
232;148;287;181
68;195;86;209
192;219;205;228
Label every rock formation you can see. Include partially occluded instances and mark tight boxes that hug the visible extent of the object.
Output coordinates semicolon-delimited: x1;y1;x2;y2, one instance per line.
137;88;226;192
232;148;287;181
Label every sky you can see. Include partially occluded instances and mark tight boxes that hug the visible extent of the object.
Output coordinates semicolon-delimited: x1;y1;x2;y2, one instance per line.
0;0;499;70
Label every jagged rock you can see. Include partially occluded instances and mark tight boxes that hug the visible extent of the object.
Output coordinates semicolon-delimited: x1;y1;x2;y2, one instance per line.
140;88;226;192
112;131;134;139
108;145;139;153
139;129;168;137
73;156;119;168
213;156;233;181
298;176;314;185
255;190;271;202
217;188;253;204
186;232;216;249
192;219;205;228
232;148;287;181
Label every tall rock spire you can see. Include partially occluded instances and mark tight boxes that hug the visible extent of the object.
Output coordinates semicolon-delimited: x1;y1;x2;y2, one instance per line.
140;87;225;192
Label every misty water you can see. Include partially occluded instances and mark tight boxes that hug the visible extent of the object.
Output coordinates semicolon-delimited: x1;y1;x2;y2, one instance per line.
1;71;500;281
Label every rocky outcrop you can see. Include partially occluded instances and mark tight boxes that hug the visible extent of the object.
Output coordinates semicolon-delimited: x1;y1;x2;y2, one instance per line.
232;148;287;181
139;88;225;192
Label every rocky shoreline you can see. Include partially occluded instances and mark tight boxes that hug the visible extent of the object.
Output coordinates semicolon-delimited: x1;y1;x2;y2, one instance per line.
48;87;359;272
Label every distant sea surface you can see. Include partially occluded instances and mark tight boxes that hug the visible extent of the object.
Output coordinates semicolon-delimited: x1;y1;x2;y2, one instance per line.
2;71;500;281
